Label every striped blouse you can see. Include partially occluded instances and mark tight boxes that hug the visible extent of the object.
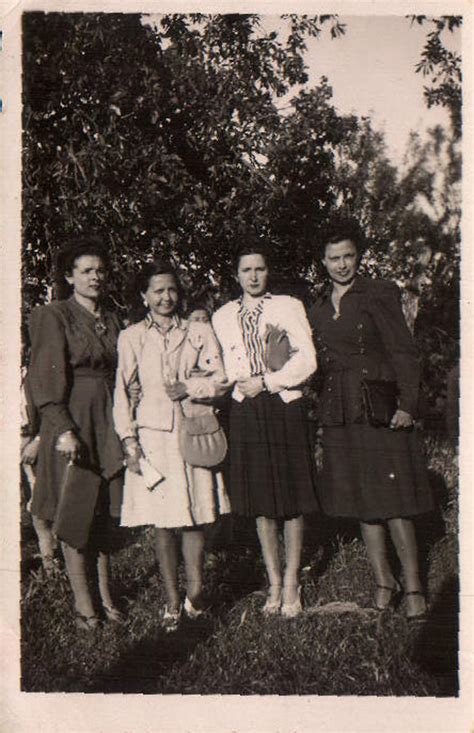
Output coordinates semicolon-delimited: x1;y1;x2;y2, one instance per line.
237;295;270;376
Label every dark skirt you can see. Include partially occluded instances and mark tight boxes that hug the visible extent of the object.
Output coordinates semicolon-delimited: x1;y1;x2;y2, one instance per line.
229;393;319;518
320;423;434;521
32;374;123;524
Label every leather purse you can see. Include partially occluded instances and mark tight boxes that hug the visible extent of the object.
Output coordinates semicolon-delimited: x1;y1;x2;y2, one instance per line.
361;379;399;427
264;324;291;372
179;411;228;468
53;462;102;549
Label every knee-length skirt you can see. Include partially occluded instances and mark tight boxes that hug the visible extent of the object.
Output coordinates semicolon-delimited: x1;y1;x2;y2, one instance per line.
229;393;319;518
320;423;434;521
120;414;231;529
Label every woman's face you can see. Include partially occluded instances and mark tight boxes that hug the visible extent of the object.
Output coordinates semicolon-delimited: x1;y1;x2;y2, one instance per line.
237;254;269;298
65;254;106;301
322;239;359;285
142;273;179;318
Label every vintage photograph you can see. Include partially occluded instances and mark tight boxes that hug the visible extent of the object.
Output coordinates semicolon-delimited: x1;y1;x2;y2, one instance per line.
17;9;462;700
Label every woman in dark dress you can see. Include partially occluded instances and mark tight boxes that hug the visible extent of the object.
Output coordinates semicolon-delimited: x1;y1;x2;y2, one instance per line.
309;220;433;621
212;243;318;617
28;237;124;630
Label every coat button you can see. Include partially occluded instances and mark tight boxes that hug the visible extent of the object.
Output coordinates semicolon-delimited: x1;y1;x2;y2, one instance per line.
357;323;363;330
360;348;365;354
362;368;368;375
328;387;332;393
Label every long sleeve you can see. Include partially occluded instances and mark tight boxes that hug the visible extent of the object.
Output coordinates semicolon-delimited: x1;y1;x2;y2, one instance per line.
368;281;421;415
113;329;139;440
264;299;317;394
28;306;76;436
183;322;228;401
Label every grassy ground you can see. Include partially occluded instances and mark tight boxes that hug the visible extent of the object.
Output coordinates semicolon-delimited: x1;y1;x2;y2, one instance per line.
20;433;459;696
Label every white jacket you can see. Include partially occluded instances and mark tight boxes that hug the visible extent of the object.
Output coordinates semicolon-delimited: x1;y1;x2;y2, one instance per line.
212;294;317;403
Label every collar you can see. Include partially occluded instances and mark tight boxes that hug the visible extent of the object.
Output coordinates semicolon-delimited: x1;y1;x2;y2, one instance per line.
320;275;367;301
144;313;185;332
237;292;272;313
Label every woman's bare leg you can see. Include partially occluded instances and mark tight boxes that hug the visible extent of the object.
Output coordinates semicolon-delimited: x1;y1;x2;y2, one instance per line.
32;516;57;575
96;551;114;609
360;521;398;609
387;517;426;617
154;528;180;611
181;528;205;603
282;515;304;605
61;541;95;618
256;516;282;603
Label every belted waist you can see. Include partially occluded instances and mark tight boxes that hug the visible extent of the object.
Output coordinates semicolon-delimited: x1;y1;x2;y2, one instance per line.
73;367;114;381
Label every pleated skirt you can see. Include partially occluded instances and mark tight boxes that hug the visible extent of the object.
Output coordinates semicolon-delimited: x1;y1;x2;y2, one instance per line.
229;393;319;518
320;423;434;521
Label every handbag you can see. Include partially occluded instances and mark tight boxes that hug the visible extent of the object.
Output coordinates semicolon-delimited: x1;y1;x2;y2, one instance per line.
179;410;228;468
264;324;291;372
361;379;399;427
175;328;228;468
53;462;102;549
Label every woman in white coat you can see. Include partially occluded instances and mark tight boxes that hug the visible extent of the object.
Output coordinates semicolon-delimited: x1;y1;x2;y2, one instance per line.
212;243;319;617
114;260;230;631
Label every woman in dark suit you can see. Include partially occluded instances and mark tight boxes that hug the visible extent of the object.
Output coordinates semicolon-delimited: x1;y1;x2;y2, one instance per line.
309;220;433;621
28;237;124;630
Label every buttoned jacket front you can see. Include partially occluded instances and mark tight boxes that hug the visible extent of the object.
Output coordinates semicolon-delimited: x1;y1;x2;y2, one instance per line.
113;316;225;440
212;294;317;403
308;276;421;425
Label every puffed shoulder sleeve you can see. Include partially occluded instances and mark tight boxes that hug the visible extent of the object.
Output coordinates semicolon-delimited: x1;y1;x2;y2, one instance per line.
183;321;228;400
28;305;77;435
369;281;421;415
264;298;317;393
113;328;139;441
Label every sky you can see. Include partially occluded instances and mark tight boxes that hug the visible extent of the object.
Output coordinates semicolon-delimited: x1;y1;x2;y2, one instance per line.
263;15;461;166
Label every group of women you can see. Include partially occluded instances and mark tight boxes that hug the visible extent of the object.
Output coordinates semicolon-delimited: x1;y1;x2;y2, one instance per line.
22;220;433;633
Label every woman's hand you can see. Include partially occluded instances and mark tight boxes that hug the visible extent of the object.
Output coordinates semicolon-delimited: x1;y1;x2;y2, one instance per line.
21;436;40;465
55;430;81;463
237;376;265;399
127;382;142;409
390;409;414;430
165;381;188;401
123;437;142;474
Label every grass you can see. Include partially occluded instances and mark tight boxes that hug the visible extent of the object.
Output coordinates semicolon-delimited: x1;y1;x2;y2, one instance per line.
20;433;459;696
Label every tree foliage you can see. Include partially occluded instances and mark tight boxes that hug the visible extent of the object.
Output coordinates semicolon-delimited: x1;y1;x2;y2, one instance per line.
23;12;349;312
23;13;461;410
409;15;462;138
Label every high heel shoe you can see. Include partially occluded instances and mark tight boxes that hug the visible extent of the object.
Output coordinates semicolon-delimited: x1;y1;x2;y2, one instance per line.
162;605;182;633
184;596;205;619
374;581;402;612
74;612;101;632
405;590;428;624
281;586;302;618
262;586;282;616
102;604;125;624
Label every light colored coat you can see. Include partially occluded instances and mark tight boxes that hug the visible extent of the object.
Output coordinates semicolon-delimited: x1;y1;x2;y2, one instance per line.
212;294;317;403
113;316;225;440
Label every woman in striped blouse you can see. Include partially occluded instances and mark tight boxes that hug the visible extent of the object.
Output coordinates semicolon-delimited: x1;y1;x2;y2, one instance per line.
212;243;319;617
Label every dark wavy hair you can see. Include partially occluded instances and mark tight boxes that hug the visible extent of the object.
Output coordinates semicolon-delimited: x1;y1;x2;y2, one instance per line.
129;259;184;323
318;217;366;261
53;235;109;300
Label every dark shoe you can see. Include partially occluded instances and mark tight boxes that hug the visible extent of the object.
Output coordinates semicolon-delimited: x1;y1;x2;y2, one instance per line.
405;590;428;623
75;612;101;632
374;581;402;611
